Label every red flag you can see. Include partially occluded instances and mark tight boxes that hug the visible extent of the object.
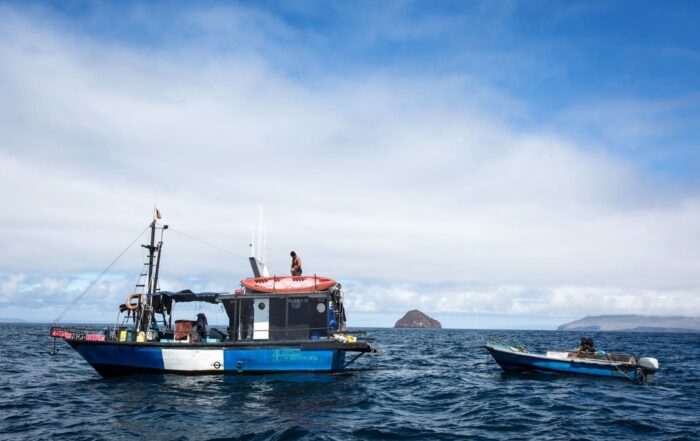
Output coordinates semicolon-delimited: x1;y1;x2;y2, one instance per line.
156;208;162;219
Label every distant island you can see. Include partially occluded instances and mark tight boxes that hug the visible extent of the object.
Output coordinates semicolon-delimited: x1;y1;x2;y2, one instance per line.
558;315;700;333
0;317;26;323
394;310;442;329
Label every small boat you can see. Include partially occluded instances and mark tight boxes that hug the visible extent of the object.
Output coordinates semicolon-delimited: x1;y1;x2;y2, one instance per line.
485;337;659;383
49;215;376;377
241;276;337;293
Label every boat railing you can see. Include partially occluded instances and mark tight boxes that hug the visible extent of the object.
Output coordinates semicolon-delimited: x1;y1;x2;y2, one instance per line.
485;337;528;352
50;326;112;342
50;324;359;345
568;351;636;363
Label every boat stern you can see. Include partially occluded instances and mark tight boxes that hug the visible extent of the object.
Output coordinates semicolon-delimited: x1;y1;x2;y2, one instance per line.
637;357;660;384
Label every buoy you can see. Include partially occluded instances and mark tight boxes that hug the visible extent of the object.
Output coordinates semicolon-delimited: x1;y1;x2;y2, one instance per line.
125;293;142;310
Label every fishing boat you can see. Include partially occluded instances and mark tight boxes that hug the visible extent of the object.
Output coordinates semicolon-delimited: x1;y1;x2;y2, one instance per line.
49;215;375;376
485;337;659;383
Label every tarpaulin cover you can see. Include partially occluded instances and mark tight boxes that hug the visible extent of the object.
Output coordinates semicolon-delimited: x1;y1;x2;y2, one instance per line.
152;290;221;304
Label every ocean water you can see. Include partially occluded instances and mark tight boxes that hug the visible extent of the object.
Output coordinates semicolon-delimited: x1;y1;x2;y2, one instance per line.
1;324;699;440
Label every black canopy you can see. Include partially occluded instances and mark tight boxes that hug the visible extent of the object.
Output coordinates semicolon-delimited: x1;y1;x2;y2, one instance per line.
153;290;221;304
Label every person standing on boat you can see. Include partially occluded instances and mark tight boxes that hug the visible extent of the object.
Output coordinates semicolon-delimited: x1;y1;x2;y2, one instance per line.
290;251;302;276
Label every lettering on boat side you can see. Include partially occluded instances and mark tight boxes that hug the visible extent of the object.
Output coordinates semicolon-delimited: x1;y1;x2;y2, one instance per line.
271;348;319;362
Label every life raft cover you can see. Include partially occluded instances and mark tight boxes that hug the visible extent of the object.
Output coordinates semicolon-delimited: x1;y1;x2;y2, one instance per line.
241;276;337;293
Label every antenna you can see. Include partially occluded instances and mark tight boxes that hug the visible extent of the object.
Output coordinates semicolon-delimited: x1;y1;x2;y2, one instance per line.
262;222;267;264
248;203;270;277
250;229;255;257
257;203;264;260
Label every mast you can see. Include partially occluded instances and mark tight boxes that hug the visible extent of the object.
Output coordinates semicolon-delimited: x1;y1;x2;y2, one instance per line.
145;220;157;294
153;242;163;294
153;224;168;296
138;216;164;333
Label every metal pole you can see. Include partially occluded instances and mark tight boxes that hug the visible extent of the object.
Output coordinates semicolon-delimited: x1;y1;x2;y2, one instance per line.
146;220;156;294
139;220;157;333
153;242;163;294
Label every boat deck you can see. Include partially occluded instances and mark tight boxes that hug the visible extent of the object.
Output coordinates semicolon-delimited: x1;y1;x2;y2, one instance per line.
51;326;375;352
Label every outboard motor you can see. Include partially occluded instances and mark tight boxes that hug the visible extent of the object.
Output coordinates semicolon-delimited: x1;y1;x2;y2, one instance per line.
637;357;660;384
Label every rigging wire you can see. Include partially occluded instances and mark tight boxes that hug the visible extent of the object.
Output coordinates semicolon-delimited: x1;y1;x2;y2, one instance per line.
50;225;150;326
52;224;290;328
169;228;250;261
168;228;287;275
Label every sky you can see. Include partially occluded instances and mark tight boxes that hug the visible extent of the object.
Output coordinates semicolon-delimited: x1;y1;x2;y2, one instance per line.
1;0;700;329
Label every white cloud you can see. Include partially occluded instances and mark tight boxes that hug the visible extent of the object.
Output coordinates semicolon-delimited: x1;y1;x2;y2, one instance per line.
342;280;700;317
1;5;699;326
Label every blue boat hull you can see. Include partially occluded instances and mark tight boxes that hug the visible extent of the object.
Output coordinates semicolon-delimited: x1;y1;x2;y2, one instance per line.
68;341;354;376
485;344;639;381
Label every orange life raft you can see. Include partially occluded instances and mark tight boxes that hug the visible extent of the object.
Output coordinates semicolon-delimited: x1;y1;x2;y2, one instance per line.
241;276;337;293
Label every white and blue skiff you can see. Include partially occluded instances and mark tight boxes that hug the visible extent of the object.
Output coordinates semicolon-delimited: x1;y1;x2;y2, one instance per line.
485;340;659;384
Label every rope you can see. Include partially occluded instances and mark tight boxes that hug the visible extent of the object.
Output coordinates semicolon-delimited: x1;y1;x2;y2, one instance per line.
50;225;150;326
611;360;636;382
51;224;296;327
486;336;527;352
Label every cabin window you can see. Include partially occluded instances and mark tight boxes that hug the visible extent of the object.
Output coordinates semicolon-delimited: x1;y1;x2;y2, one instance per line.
284;297;329;339
310;299;329;338
229;296;331;341
268;298;286;340
286;297;310;340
